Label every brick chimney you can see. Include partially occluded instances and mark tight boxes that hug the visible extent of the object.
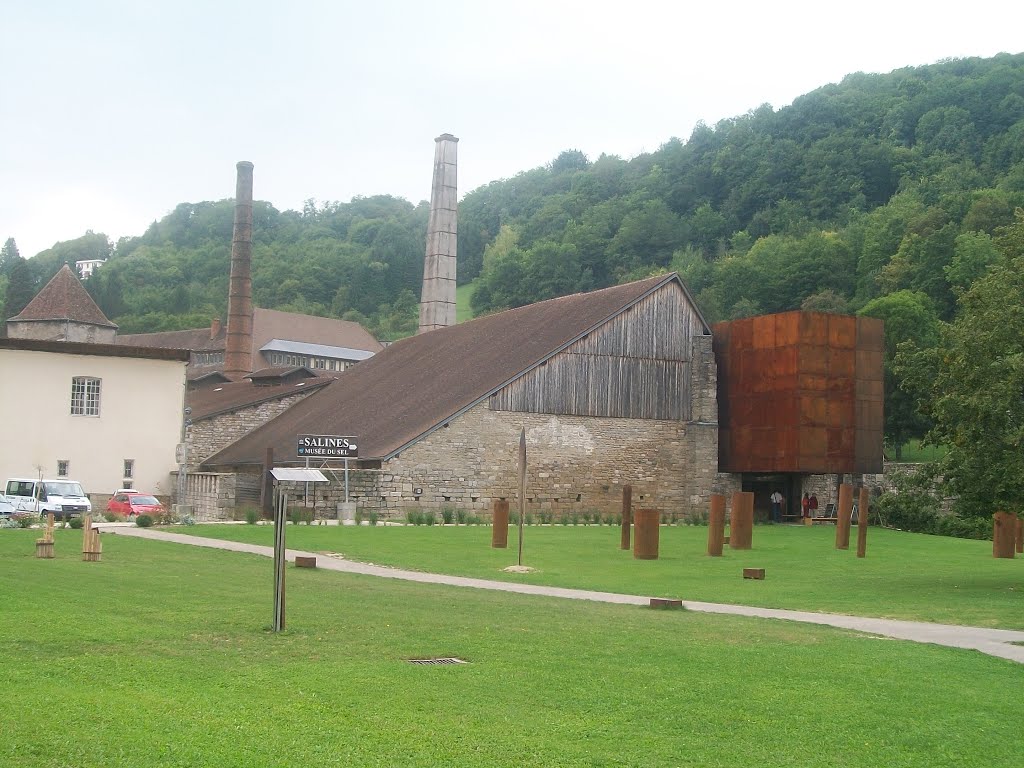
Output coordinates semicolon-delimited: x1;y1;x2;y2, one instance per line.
224;161;254;378
418;134;458;333
210;317;222;340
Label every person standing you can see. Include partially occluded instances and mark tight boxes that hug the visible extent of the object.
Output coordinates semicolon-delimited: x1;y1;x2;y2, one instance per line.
770;490;784;522
809;494;819;518
801;492;810;519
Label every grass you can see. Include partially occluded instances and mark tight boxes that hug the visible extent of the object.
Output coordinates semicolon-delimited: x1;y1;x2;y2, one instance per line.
456;280;476;323
183;523;1024;629
1;529;1023;767
894;439;948;462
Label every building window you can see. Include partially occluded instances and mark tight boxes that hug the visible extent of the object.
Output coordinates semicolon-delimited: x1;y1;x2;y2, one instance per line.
71;377;101;416
124;459;134;480
57;460;69;477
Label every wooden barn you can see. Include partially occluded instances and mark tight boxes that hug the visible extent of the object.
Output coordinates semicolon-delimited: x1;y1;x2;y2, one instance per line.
199;273;736;520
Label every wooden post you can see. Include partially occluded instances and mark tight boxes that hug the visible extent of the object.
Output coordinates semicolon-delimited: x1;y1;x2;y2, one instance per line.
835;483;853;550
633;508;660;560
1015;516;1023;555
35;512;56;558
491;499;509;548
856;487;869;558
707;494;726;556
993;511;1016;559
729;491;753;550
620;484;632;550
82;515;102;562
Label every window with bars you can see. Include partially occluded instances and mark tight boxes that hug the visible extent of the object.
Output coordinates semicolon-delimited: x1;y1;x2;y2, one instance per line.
124;459;134;479
71;377;101;416
57;460;69;477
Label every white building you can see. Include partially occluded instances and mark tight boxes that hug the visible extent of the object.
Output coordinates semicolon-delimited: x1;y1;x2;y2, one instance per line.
0;337;189;501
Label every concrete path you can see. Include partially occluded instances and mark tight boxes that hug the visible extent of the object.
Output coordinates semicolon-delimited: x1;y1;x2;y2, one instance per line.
101;526;1024;664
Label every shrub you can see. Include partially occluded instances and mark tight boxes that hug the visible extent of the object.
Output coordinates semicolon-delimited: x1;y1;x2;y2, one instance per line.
423;510;436;526
103;512;121;523
368;510;379;526
136;514;153;528
441;508;455;525
245;508;259;525
456;509;469;525
355;508;365;525
559;512;570;526
179;514;196;526
406;509;418;525
68;516;84;530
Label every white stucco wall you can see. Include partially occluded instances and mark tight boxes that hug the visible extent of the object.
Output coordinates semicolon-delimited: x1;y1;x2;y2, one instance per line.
0;348;186;499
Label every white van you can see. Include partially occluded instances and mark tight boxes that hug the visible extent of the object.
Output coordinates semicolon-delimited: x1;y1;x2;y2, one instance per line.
3;478;93;519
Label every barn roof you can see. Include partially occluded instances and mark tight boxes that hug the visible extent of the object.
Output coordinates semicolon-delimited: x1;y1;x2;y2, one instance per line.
187;374;336;422
10;264;117;328
202;273;705;468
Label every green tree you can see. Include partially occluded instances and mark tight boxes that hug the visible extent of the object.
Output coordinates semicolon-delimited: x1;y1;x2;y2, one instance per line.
0;237;20;276
3;256;35;320
859;291;940;456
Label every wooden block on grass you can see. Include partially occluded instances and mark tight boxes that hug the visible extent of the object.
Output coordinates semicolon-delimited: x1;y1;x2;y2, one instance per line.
649;598;684;609
742;568;765;580
295;556;317;568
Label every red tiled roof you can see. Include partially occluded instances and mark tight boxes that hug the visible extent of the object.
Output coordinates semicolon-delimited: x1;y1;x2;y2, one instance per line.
203;273;697;467
117;326;225;352
11;264;117;327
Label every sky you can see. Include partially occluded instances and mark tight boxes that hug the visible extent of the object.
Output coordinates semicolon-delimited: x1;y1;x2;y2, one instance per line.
3;0;1023;259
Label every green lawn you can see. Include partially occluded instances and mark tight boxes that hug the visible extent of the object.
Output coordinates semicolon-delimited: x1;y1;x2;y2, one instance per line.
184;523;1024;629
456;280;476;323
1;529;1022;767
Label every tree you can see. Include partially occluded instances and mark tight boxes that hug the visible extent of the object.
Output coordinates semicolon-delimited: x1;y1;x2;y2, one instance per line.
859;291;940;455
3;256;35;320
900;215;1024;516
0;238;20;276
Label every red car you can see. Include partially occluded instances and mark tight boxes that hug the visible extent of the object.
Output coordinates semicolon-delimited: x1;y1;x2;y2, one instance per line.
107;492;164;518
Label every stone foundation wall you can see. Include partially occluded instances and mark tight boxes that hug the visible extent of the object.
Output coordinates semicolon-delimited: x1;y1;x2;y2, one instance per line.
175;471;238;521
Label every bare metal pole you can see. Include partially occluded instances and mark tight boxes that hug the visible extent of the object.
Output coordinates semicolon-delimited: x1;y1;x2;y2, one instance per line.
273;486;287;632
518;428;526;567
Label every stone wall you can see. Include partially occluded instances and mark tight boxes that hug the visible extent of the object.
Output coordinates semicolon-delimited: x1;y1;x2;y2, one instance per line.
187;391;318;465
175;471;238;521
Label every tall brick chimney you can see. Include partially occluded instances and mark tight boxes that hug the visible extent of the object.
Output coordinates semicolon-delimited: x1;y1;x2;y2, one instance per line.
224;161;254;378
418;134;458;334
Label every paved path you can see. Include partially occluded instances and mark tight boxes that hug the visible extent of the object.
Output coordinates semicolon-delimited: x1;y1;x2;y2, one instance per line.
101;526;1024;664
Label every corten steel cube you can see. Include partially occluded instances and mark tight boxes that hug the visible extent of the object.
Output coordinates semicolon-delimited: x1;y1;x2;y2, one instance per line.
634;509;660;560
713;312;884;474
707;494;726;556
729;491;754;550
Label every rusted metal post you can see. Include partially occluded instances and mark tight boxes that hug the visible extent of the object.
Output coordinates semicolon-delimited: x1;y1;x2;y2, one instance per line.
708;494;726;556
634;509;660;560
518;428;526;566
491;500;509;548
1015;516;1023;555
856;486;869;558
730;491;753;550
993;511;1016;559
620;484;632;550
836;483;853;550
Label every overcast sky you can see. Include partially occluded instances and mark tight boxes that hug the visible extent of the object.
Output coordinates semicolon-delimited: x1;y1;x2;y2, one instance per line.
3;0;1022;259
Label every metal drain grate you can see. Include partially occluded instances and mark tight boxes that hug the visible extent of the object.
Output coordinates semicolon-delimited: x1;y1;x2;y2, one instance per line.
407;657;468;665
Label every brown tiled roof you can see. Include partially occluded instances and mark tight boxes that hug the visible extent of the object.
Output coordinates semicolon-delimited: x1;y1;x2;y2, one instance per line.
203;273;697;468
246;366;317;381
117;326;225;352
188;370;232;385
11;264;117;327
187;375;337;422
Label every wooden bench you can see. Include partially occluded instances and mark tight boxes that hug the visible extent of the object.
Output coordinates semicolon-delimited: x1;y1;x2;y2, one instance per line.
809;503;838;524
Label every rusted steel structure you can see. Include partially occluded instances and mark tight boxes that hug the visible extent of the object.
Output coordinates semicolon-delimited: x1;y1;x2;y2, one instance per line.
713;311;884;475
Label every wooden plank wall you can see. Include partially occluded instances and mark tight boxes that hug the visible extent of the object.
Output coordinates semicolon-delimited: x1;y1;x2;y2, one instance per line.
490;284;706;421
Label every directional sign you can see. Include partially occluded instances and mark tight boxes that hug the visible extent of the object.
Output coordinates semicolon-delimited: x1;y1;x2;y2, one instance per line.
296;434;358;458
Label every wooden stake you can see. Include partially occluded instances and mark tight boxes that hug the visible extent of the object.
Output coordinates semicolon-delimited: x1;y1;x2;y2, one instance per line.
620;484;632;550
835;484;853;550
856;487;869;558
707;494;725;556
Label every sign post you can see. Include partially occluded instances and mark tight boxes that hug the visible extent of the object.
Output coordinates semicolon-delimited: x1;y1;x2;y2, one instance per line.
269;467;329;632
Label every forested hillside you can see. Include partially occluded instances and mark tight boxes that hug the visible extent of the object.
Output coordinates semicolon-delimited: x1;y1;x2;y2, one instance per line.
2;53;1023;464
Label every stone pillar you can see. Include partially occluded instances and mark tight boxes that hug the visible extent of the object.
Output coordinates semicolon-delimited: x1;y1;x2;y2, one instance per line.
224;161;254;379
856;486;869;558
836;483;853;550
620;484;632;550
491;500;509;548
729;491;753;550
418;134;459;334
634;509;660;560
993;511;1016;559
707;494;725;556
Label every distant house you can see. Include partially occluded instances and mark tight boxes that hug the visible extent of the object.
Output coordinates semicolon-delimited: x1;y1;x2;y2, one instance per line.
75;259;106;280
6;264;118;344
201;273;734;520
0;337;188;499
117;308;383;385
